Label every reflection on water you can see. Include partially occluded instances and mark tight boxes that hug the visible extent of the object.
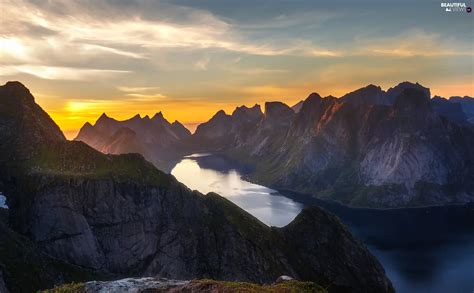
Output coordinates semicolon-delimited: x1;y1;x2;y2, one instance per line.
171;155;303;227
171;154;474;293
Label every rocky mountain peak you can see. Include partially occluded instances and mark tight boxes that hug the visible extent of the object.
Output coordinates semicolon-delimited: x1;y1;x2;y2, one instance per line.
306;92;323;101
450;96;474;102
2;81;31;96
212;110;230;120
0;81;35;110
265;102;294;118
129;114;142;120
83;121;93;128
151;111;171;126
386;81;430;104
171;120;191;139
394;88;431;112
152;111;164;120
95;113;115;125
232;104;263;119
339;84;385;105
299;92;324;112
0;81;66;145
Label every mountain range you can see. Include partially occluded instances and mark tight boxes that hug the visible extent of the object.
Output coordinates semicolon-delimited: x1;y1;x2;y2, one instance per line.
76;82;474;208
75;112;191;172
0;81;392;292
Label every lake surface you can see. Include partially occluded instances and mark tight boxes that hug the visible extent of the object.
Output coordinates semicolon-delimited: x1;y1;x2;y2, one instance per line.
171;154;303;227
171;154;474;293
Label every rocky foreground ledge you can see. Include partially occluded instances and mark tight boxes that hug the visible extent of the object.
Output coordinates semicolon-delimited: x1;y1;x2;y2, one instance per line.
43;276;326;293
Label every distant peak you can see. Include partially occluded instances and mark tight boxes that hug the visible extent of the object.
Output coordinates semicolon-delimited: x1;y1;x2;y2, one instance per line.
1;81;33;102
214;109;228;117
131;114;141;119
394;88;431;110
264;102;294;119
365;84;382;90
152;111;164;120
152;111;171;125
432;95;446;101
384;82;431;106
341;84;383;98
233;104;261;112
143;115;150;120
4;81;28;89
389;81;430;95
96;113;113;124
306;92;322;100
302;93;322;106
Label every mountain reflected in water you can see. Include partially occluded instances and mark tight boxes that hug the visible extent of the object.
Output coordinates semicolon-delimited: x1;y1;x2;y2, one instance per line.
171;154;474;293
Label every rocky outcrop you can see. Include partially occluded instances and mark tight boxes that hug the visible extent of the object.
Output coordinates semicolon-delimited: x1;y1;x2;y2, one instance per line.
0;81;393;292
46;277;327;293
75;111;190;172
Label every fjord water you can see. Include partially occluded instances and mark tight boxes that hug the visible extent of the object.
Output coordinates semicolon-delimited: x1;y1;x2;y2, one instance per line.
171;154;304;227
171;154;474;293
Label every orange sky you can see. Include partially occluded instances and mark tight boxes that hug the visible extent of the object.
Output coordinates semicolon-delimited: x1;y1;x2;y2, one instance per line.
33;81;473;140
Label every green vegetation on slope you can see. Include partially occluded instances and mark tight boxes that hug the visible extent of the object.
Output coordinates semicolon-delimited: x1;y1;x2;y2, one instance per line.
20;141;172;186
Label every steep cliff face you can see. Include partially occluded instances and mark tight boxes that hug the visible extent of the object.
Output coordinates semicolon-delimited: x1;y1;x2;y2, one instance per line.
0;81;393;293
75;111;190;172
193;82;474;207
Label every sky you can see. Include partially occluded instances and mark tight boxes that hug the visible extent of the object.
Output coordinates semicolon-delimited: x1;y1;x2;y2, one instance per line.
1;0;473;138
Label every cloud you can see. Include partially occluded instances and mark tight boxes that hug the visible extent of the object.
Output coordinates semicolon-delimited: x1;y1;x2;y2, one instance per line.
194;57;210;71
125;93;167;100
117;86;161;93
355;30;474;57
81;44;147;59
0;65;130;80
117;85;165;100
0;0;343;79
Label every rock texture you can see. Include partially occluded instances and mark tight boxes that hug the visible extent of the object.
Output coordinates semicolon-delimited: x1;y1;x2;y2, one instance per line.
0;81;393;293
46;277;327;293
192;82;474;207
449;96;474;124
75;112;190;172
